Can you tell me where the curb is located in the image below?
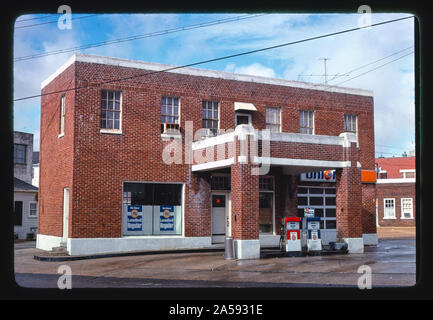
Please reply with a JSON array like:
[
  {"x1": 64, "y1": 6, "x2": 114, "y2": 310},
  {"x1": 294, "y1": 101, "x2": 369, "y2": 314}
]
[{"x1": 33, "y1": 247, "x2": 225, "y2": 262}]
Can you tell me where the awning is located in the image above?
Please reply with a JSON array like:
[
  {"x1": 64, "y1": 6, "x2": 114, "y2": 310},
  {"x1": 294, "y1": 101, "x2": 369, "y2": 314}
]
[{"x1": 234, "y1": 102, "x2": 257, "y2": 112}]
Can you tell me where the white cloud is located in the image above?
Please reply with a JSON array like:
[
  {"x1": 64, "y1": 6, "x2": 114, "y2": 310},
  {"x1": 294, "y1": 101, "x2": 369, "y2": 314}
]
[{"x1": 224, "y1": 62, "x2": 276, "y2": 78}]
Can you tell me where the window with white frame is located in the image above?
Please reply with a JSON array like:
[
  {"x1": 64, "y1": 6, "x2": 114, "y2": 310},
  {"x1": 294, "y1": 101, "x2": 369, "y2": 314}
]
[
  {"x1": 300, "y1": 110, "x2": 314, "y2": 134},
  {"x1": 29, "y1": 202, "x2": 38, "y2": 217},
  {"x1": 401, "y1": 198, "x2": 413, "y2": 219},
  {"x1": 161, "y1": 96, "x2": 180, "y2": 133},
  {"x1": 266, "y1": 107, "x2": 281, "y2": 132},
  {"x1": 202, "y1": 100, "x2": 219, "y2": 135},
  {"x1": 384, "y1": 198, "x2": 396, "y2": 219},
  {"x1": 344, "y1": 114, "x2": 357, "y2": 134},
  {"x1": 59, "y1": 94, "x2": 65, "y2": 136},
  {"x1": 101, "y1": 90, "x2": 121, "y2": 130}
]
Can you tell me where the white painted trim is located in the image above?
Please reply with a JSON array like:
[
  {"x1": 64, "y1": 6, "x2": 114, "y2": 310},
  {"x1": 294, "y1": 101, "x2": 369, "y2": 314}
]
[
  {"x1": 28, "y1": 201, "x2": 38, "y2": 218},
  {"x1": 41, "y1": 53, "x2": 374, "y2": 96},
  {"x1": 377, "y1": 178, "x2": 416, "y2": 184},
  {"x1": 65, "y1": 236, "x2": 212, "y2": 256},
  {"x1": 234, "y1": 239, "x2": 260, "y2": 259},
  {"x1": 41, "y1": 54, "x2": 76, "y2": 89},
  {"x1": 192, "y1": 158, "x2": 235, "y2": 172},
  {"x1": 400, "y1": 169, "x2": 415, "y2": 173},
  {"x1": 100, "y1": 129, "x2": 123, "y2": 135},
  {"x1": 343, "y1": 237, "x2": 364, "y2": 253},
  {"x1": 36, "y1": 234, "x2": 62, "y2": 251},
  {"x1": 234, "y1": 102, "x2": 257, "y2": 111},
  {"x1": 257, "y1": 157, "x2": 351, "y2": 168}
]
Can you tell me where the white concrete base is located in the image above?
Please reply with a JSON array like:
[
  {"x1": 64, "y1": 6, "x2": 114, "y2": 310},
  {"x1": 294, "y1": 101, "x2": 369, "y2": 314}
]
[
  {"x1": 343, "y1": 237, "x2": 364, "y2": 253},
  {"x1": 36, "y1": 234, "x2": 62, "y2": 251},
  {"x1": 234, "y1": 239, "x2": 260, "y2": 259},
  {"x1": 37, "y1": 234, "x2": 212, "y2": 256},
  {"x1": 259, "y1": 234, "x2": 280, "y2": 247},
  {"x1": 362, "y1": 233, "x2": 378, "y2": 246}
]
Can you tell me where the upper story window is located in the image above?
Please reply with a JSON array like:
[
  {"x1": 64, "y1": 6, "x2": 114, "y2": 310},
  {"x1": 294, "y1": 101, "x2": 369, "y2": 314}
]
[
  {"x1": 14, "y1": 144, "x2": 26, "y2": 164},
  {"x1": 161, "y1": 96, "x2": 180, "y2": 133},
  {"x1": 266, "y1": 107, "x2": 281, "y2": 132},
  {"x1": 202, "y1": 100, "x2": 219, "y2": 136},
  {"x1": 300, "y1": 110, "x2": 314, "y2": 134},
  {"x1": 59, "y1": 94, "x2": 65, "y2": 136},
  {"x1": 379, "y1": 171, "x2": 387, "y2": 179},
  {"x1": 344, "y1": 114, "x2": 357, "y2": 134},
  {"x1": 101, "y1": 90, "x2": 122, "y2": 131}
]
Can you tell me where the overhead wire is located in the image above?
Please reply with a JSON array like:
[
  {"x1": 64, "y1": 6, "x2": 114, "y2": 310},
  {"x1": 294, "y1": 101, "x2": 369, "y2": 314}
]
[
  {"x1": 13, "y1": 15, "x2": 414, "y2": 102},
  {"x1": 14, "y1": 14, "x2": 266, "y2": 62}
]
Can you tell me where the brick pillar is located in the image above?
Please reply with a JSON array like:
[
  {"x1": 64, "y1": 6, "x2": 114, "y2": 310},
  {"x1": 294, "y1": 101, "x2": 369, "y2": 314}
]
[
  {"x1": 336, "y1": 139, "x2": 364, "y2": 253},
  {"x1": 230, "y1": 132, "x2": 260, "y2": 259},
  {"x1": 185, "y1": 172, "x2": 211, "y2": 238}
]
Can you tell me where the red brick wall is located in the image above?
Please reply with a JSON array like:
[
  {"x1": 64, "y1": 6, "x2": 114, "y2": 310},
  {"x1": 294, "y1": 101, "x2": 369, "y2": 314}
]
[
  {"x1": 39, "y1": 59, "x2": 375, "y2": 239},
  {"x1": 377, "y1": 183, "x2": 415, "y2": 226},
  {"x1": 39, "y1": 63, "x2": 76, "y2": 237}
]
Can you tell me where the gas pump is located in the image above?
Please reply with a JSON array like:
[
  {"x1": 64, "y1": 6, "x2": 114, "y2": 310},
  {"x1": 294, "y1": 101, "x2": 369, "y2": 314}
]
[
  {"x1": 279, "y1": 217, "x2": 302, "y2": 256},
  {"x1": 306, "y1": 217, "x2": 322, "y2": 255}
]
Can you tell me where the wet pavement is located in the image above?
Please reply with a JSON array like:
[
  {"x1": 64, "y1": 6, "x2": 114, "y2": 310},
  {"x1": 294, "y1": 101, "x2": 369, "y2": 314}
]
[{"x1": 14, "y1": 239, "x2": 416, "y2": 288}]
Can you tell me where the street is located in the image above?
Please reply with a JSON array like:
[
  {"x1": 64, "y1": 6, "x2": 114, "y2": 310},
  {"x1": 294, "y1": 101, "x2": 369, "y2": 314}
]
[{"x1": 14, "y1": 237, "x2": 416, "y2": 288}]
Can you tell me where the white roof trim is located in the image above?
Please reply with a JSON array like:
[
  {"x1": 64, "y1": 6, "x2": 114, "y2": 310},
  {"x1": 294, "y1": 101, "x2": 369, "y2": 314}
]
[
  {"x1": 41, "y1": 53, "x2": 374, "y2": 97},
  {"x1": 235, "y1": 102, "x2": 257, "y2": 111},
  {"x1": 377, "y1": 178, "x2": 416, "y2": 184}
]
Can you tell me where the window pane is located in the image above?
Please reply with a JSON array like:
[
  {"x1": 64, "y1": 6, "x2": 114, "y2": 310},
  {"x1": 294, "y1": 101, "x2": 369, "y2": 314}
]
[
  {"x1": 298, "y1": 197, "x2": 308, "y2": 205},
  {"x1": 114, "y1": 119, "x2": 120, "y2": 129},
  {"x1": 326, "y1": 220, "x2": 336, "y2": 229},
  {"x1": 310, "y1": 197, "x2": 323, "y2": 205},
  {"x1": 309, "y1": 188, "x2": 323, "y2": 194},
  {"x1": 154, "y1": 184, "x2": 182, "y2": 206},
  {"x1": 108, "y1": 91, "x2": 114, "y2": 100},
  {"x1": 326, "y1": 208, "x2": 336, "y2": 217},
  {"x1": 325, "y1": 197, "x2": 336, "y2": 205}
]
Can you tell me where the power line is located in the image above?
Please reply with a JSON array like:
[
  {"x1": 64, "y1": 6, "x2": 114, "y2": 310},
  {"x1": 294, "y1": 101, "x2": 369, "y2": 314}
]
[
  {"x1": 15, "y1": 14, "x2": 98, "y2": 29},
  {"x1": 333, "y1": 51, "x2": 414, "y2": 86},
  {"x1": 327, "y1": 46, "x2": 414, "y2": 82},
  {"x1": 14, "y1": 15, "x2": 414, "y2": 102},
  {"x1": 14, "y1": 14, "x2": 265, "y2": 62}
]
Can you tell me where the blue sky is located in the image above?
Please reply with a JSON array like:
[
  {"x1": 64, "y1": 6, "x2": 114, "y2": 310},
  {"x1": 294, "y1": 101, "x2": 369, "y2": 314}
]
[{"x1": 13, "y1": 12, "x2": 415, "y2": 157}]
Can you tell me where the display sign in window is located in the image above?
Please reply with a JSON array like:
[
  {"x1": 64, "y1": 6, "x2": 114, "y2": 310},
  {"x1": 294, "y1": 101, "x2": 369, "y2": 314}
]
[{"x1": 122, "y1": 183, "x2": 182, "y2": 236}]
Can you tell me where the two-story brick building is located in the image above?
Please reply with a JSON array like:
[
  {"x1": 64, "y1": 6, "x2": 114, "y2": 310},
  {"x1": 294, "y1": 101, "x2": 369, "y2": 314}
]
[
  {"x1": 36, "y1": 54, "x2": 377, "y2": 258},
  {"x1": 376, "y1": 156, "x2": 416, "y2": 227}
]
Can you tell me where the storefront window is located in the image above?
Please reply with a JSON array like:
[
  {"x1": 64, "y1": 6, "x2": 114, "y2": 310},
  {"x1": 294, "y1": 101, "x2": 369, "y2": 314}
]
[{"x1": 122, "y1": 182, "x2": 182, "y2": 236}]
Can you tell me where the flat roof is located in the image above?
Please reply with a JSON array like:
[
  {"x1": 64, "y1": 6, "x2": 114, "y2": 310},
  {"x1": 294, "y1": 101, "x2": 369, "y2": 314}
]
[{"x1": 41, "y1": 53, "x2": 374, "y2": 97}]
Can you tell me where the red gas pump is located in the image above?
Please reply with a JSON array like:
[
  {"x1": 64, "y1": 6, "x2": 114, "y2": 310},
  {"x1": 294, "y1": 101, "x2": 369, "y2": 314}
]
[{"x1": 279, "y1": 217, "x2": 302, "y2": 256}]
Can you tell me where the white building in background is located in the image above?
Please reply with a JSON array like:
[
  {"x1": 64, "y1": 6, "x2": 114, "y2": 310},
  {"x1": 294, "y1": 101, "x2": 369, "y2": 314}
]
[
  {"x1": 14, "y1": 131, "x2": 38, "y2": 240},
  {"x1": 32, "y1": 151, "x2": 39, "y2": 187}
]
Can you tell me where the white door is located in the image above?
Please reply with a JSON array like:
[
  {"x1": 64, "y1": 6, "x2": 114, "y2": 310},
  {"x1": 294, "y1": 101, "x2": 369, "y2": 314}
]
[
  {"x1": 211, "y1": 194, "x2": 226, "y2": 243},
  {"x1": 62, "y1": 187, "x2": 70, "y2": 245}
]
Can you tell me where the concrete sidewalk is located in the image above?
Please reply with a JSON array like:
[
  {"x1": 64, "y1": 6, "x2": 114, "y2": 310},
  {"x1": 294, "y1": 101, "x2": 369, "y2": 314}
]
[{"x1": 14, "y1": 239, "x2": 416, "y2": 288}]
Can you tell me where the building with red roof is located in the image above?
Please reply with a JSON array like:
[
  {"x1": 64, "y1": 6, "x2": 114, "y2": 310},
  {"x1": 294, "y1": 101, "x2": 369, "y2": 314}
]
[{"x1": 375, "y1": 156, "x2": 415, "y2": 227}]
